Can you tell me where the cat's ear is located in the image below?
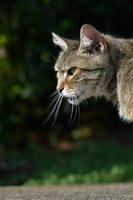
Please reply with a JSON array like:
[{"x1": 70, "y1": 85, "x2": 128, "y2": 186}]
[
  {"x1": 79, "y1": 24, "x2": 107, "y2": 54},
  {"x1": 52, "y1": 32, "x2": 79, "y2": 51},
  {"x1": 52, "y1": 32, "x2": 68, "y2": 51}
]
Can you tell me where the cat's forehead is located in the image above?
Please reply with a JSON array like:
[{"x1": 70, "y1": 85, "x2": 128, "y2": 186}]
[
  {"x1": 55, "y1": 49, "x2": 78, "y2": 70},
  {"x1": 54, "y1": 47, "x2": 107, "y2": 71}
]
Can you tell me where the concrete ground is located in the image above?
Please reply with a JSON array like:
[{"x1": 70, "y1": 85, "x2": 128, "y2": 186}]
[{"x1": 0, "y1": 184, "x2": 133, "y2": 200}]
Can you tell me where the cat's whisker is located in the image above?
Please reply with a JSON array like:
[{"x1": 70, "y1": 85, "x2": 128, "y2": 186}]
[
  {"x1": 81, "y1": 96, "x2": 88, "y2": 108},
  {"x1": 50, "y1": 91, "x2": 58, "y2": 97},
  {"x1": 51, "y1": 92, "x2": 60, "y2": 102},
  {"x1": 81, "y1": 95, "x2": 88, "y2": 107},
  {"x1": 48, "y1": 93, "x2": 60, "y2": 110},
  {"x1": 69, "y1": 97, "x2": 74, "y2": 123},
  {"x1": 43, "y1": 92, "x2": 60, "y2": 121},
  {"x1": 77, "y1": 98, "x2": 80, "y2": 123},
  {"x1": 52, "y1": 95, "x2": 63, "y2": 126},
  {"x1": 77, "y1": 90, "x2": 88, "y2": 107},
  {"x1": 43, "y1": 94, "x2": 61, "y2": 125},
  {"x1": 75, "y1": 100, "x2": 78, "y2": 124},
  {"x1": 51, "y1": 94, "x2": 62, "y2": 115},
  {"x1": 69, "y1": 97, "x2": 75, "y2": 125},
  {"x1": 72, "y1": 98, "x2": 77, "y2": 124}
]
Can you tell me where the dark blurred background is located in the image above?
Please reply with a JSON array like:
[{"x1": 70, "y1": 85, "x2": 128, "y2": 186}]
[{"x1": 0, "y1": 0, "x2": 133, "y2": 185}]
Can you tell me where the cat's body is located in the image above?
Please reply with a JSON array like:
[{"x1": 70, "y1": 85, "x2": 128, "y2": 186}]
[{"x1": 52, "y1": 24, "x2": 133, "y2": 121}]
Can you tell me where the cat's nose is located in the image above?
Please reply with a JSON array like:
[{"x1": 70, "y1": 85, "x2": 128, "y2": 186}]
[
  {"x1": 56, "y1": 82, "x2": 64, "y2": 93},
  {"x1": 57, "y1": 87, "x2": 63, "y2": 93}
]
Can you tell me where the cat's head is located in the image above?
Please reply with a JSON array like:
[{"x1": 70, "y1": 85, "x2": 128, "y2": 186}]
[{"x1": 52, "y1": 24, "x2": 110, "y2": 105}]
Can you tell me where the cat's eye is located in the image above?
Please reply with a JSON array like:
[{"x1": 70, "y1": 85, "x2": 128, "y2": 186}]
[{"x1": 67, "y1": 67, "x2": 77, "y2": 76}]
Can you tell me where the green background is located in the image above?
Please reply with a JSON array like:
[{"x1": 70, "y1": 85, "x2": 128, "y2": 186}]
[{"x1": 0, "y1": 0, "x2": 133, "y2": 185}]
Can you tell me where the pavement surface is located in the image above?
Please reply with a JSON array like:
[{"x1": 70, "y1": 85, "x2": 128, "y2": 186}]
[{"x1": 0, "y1": 184, "x2": 133, "y2": 200}]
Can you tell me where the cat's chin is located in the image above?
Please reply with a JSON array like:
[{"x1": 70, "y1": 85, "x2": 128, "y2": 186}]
[
  {"x1": 67, "y1": 97, "x2": 82, "y2": 105},
  {"x1": 68, "y1": 99, "x2": 79, "y2": 105}
]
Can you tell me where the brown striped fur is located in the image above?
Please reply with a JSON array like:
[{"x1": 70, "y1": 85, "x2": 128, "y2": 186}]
[{"x1": 52, "y1": 24, "x2": 133, "y2": 121}]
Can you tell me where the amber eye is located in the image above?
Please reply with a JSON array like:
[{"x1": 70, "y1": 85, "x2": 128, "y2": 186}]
[{"x1": 67, "y1": 67, "x2": 77, "y2": 76}]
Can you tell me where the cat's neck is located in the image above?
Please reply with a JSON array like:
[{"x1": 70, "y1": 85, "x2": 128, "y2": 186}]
[
  {"x1": 100, "y1": 35, "x2": 133, "y2": 103},
  {"x1": 105, "y1": 35, "x2": 133, "y2": 59}
]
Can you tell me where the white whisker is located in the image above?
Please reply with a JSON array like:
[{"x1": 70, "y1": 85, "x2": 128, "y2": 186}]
[
  {"x1": 77, "y1": 98, "x2": 80, "y2": 123},
  {"x1": 69, "y1": 97, "x2": 74, "y2": 123},
  {"x1": 43, "y1": 93, "x2": 61, "y2": 125},
  {"x1": 76, "y1": 89, "x2": 88, "y2": 107},
  {"x1": 50, "y1": 91, "x2": 58, "y2": 97},
  {"x1": 48, "y1": 93, "x2": 60, "y2": 109},
  {"x1": 71, "y1": 98, "x2": 77, "y2": 124},
  {"x1": 52, "y1": 95, "x2": 63, "y2": 126}
]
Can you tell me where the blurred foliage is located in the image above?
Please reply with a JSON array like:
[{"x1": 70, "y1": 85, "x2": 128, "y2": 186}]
[
  {"x1": 0, "y1": 0, "x2": 133, "y2": 185},
  {"x1": 0, "y1": 140, "x2": 133, "y2": 185}
]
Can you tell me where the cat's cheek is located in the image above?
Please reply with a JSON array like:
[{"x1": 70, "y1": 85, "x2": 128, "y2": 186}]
[{"x1": 118, "y1": 107, "x2": 133, "y2": 123}]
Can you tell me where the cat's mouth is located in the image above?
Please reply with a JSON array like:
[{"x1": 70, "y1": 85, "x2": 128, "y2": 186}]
[{"x1": 62, "y1": 90, "x2": 85, "y2": 105}]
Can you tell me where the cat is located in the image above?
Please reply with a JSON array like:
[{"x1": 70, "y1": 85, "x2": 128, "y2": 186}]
[{"x1": 52, "y1": 24, "x2": 133, "y2": 122}]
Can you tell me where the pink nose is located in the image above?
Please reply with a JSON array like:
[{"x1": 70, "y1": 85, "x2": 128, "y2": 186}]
[
  {"x1": 56, "y1": 81, "x2": 64, "y2": 93},
  {"x1": 57, "y1": 86, "x2": 63, "y2": 93}
]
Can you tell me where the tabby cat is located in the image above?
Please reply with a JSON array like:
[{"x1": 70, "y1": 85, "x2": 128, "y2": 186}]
[{"x1": 52, "y1": 24, "x2": 133, "y2": 122}]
